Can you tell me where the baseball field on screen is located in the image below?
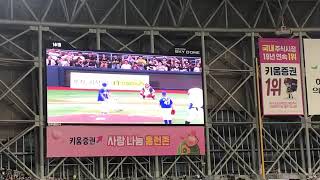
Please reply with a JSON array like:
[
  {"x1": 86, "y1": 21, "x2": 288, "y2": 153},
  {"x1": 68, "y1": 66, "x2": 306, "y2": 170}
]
[{"x1": 47, "y1": 87, "x2": 204, "y2": 124}]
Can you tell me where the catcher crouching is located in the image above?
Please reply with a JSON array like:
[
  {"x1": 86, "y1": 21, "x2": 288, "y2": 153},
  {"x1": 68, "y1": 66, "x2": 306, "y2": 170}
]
[{"x1": 140, "y1": 83, "x2": 156, "y2": 100}]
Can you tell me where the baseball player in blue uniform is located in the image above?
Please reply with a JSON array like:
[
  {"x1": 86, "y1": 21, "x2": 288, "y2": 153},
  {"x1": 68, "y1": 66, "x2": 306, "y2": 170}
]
[
  {"x1": 159, "y1": 91, "x2": 174, "y2": 124},
  {"x1": 97, "y1": 83, "x2": 110, "y2": 114}
]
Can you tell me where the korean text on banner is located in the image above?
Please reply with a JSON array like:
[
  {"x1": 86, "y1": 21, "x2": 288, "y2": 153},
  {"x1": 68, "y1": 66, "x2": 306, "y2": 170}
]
[
  {"x1": 70, "y1": 72, "x2": 149, "y2": 90},
  {"x1": 47, "y1": 126, "x2": 205, "y2": 157},
  {"x1": 258, "y1": 38, "x2": 303, "y2": 115},
  {"x1": 303, "y1": 39, "x2": 320, "y2": 115}
]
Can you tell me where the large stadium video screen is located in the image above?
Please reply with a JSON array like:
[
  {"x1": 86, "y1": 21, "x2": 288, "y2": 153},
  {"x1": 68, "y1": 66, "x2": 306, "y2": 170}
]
[{"x1": 46, "y1": 49, "x2": 205, "y2": 125}]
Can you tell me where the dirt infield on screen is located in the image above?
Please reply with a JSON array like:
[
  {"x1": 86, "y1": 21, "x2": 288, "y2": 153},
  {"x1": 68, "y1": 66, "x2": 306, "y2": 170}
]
[{"x1": 47, "y1": 87, "x2": 204, "y2": 124}]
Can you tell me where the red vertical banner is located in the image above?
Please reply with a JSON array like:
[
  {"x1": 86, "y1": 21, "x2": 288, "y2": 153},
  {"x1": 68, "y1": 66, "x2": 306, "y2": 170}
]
[{"x1": 258, "y1": 38, "x2": 303, "y2": 115}]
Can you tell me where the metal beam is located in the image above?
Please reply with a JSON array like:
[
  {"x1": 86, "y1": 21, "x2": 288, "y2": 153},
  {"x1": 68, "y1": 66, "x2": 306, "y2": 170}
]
[
  {"x1": 38, "y1": 25, "x2": 45, "y2": 179},
  {"x1": 22, "y1": 0, "x2": 39, "y2": 21},
  {"x1": 99, "y1": 0, "x2": 121, "y2": 24},
  {"x1": 46, "y1": 158, "x2": 68, "y2": 177},
  {"x1": 70, "y1": 30, "x2": 90, "y2": 45},
  {"x1": 70, "y1": 0, "x2": 87, "y2": 23},
  {"x1": 0, "y1": 19, "x2": 278, "y2": 32},
  {"x1": 0, "y1": 66, "x2": 36, "y2": 102},
  {"x1": 158, "y1": 33, "x2": 175, "y2": 46},
  {"x1": 251, "y1": 32, "x2": 265, "y2": 179},
  {"x1": 210, "y1": 128, "x2": 252, "y2": 175},
  {"x1": 204, "y1": 0, "x2": 225, "y2": 28},
  {"x1": 225, "y1": 0, "x2": 228, "y2": 28},
  {"x1": 265, "y1": 0, "x2": 276, "y2": 27},
  {"x1": 201, "y1": 31, "x2": 212, "y2": 177},
  {"x1": 206, "y1": 81, "x2": 248, "y2": 121},
  {"x1": 0, "y1": 125, "x2": 36, "y2": 154},
  {"x1": 310, "y1": 128, "x2": 320, "y2": 174},
  {"x1": 263, "y1": 133, "x2": 304, "y2": 174},
  {"x1": 166, "y1": 0, "x2": 177, "y2": 26},
  {"x1": 41, "y1": 0, "x2": 53, "y2": 22},
  {"x1": 276, "y1": 0, "x2": 291, "y2": 27},
  {"x1": 118, "y1": 32, "x2": 144, "y2": 51},
  {"x1": 177, "y1": 0, "x2": 192, "y2": 26},
  {"x1": 162, "y1": 156, "x2": 181, "y2": 177},
  {"x1": 226, "y1": 0, "x2": 251, "y2": 28},
  {"x1": 299, "y1": 32, "x2": 313, "y2": 177},
  {"x1": 128, "y1": 0, "x2": 151, "y2": 26},
  {"x1": 1, "y1": 149, "x2": 39, "y2": 179},
  {"x1": 59, "y1": 0, "x2": 70, "y2": 22},
  {"x1": 85, "y1": 2, "x2": 97, "y2": 24},
  {"x1": 286, "y1": 4, "x2": 299, "y2": 28},
  {"x1": 189, "y1": 2, "x2": 201, "y2": 28},
  {"x1": 212, "y1": 127, "x2": 257, "y2": 175},
  {"x1": 102, "y1": 31, "x2": 133, "y2": 52},
  {"x1": 184, "y1": 156, "x2": 206, "y2": 177},
  {"x1": 253, "y1": 1, "x2": 266, "y2": 28},
  {"x1": 0, "y1": 79, "x2": 36, "y2": 117},
  {"x1": 208, "y1": 75, "x2": 251, "y2": 118},
  {"x1": 2, "y1": 0, "x2": 320, "y2": 178},
  {"x1": 276, "y1": 0, "x2": 299, "y2": 28},
  {"x1": 131, "y1": 157, "x2": 153, "y2": 178},
  {"x1": 152, "y1": 0, "x2": 165, "y2": 26},
  {"x1": 74, "y1": 158, "x2": 98, "y2": 180},
  {"x1": 207, "y1": 44, "x2": 242, "y2": 70},
  {"x1": 264, "y1": 127, "x2": 307, "y2": 175},
  {"x1": 71, "y1": 0, "x2": 79, "y2": 18},
  {"x1": 124, "y1": 0, "x2": 127, "y2": 25},
  {"x1": 0, "y1": 46, "x2": 23, "y2": 59},
  {"x1": 101, "y1": 38, "x2": 117, "y2": 51},
  {"x1": 208, "y1": 74, "x2": 255, "y2": 120},
  {"x1": 0, "y1": 29, "x2": 35, "y2": 58},
  {"x1": 10, "y1": 0, "x2": 13, "y2": 20},
  {"x1": 107, "y1": 157, "x2": 127, "y2": 178},
  {"x1": 207, "y1": 34, "x2": 251, "y2": 68},
  {"x1": 301, "y1": 0, "x2": 320, "y2": 27}
]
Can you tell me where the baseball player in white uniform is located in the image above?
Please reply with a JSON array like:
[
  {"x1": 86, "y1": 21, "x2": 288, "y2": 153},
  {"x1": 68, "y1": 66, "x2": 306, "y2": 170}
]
[{"x1": 185, "y1": 87, "x2": 204, "y2": 124}]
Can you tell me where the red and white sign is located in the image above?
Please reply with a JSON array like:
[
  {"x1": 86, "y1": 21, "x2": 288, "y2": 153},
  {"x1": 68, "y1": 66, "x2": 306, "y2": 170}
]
[
  {"x1": 258, "y1": 38, "x2": 303, "y2": 115},
  {"x1": 47, "y1": 126, "x2": 205, "y2": 157}
]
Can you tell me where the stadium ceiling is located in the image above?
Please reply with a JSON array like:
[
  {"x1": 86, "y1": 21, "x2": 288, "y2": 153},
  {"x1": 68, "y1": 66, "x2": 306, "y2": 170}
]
[
  {"x1": 1, "y1": 0, "x2": 320, "y2": 180},
  {"x1": 0, "y1": 0, "x2": 319, "y2": 32}
]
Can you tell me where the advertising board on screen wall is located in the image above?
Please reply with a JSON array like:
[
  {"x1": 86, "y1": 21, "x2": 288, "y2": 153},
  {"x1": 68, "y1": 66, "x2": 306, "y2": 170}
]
[
  {"x1": 258, "y1": 38, "x2": 303, "y2": 115},
  {"x1": 45, "y1": 48, "x2": 205, "y2": 157},
  {"x1": 47, "y1": 126, "x2": 205, "y2": 157}
]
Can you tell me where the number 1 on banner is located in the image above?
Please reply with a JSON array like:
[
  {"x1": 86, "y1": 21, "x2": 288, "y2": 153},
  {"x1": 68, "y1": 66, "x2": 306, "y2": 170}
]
[{"x1": 266, "y1": 78, "x2": 281, "y2": 96}]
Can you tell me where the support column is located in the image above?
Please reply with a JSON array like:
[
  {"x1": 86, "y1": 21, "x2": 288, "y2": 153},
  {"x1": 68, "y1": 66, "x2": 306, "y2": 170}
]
[
  {"x1": 299, "y1": 32, "x2": 312, "y2": 177},
  {"x1": 299, "y1": 133, "x2": 306, "y2": 171},
  {"x1": 96, "y1": 28, "x2": 104, "y2": 180},
  {"x1": 38, "y1": 25, "x2": 45, "y2": 179},
  {"x1": 201, "y1": 31, "x2": 212, "y2": 177},
  {"x1": 32, "y1": 34, "x2": 40, "y2": 176},
  {"x1": 150, "y1": 30, "x2": 155, "y2": 53},
  {"x1": 251, "y1": 32, "x2": 264, "y2": 180},
  {"x1": 150, "y1": 30, "x2": 160, "y2": 179},
  {"x1": 243, "y1": 44, "x2": 258, "y2": 173}
]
